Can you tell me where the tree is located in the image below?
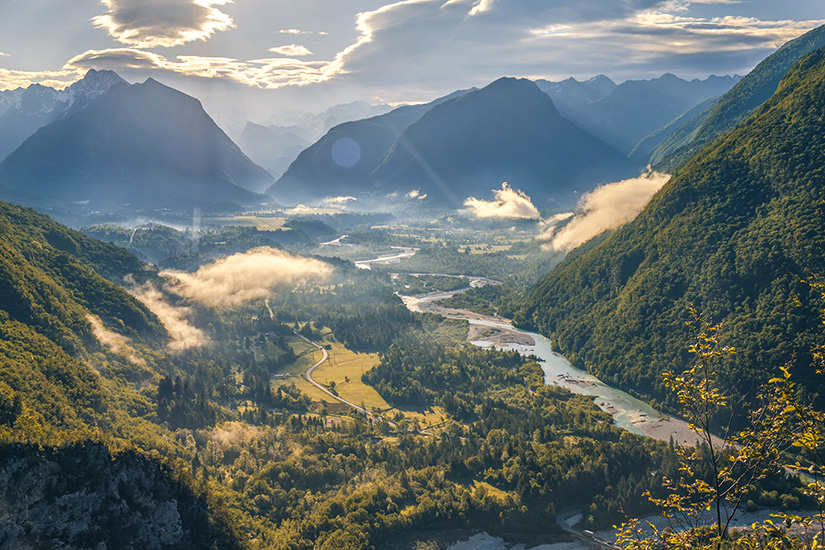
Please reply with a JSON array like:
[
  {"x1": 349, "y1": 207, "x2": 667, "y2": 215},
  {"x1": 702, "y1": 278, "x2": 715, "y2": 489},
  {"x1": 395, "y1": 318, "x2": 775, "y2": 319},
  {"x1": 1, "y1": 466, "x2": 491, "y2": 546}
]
[{"x1": 618, "y1": 308, "x2": 797, "y2": 550}]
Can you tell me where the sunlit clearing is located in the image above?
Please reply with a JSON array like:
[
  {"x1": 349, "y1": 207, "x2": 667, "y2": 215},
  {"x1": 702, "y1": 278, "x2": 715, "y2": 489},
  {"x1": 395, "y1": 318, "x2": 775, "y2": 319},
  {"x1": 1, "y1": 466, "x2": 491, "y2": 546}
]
[{"x1": 538, "y1": 171, "x2": 670, "y2": 251}]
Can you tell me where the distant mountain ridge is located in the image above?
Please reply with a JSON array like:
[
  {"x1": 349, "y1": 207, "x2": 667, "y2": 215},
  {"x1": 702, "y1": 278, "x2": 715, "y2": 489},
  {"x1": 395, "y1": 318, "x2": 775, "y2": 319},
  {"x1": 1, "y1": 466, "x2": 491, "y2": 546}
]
[
  {"x1": 0, "y1": 76, "x2": 272, "y2": 212},
  {"x1": 650, "y1": 24, "x2": 825, "y2": 169},
  {"x1": 539, "y1": 73, "x2": 740, "y2": 155},
  {"x1": 273, "y1": 78, "x2": 634, "y2": 208}
]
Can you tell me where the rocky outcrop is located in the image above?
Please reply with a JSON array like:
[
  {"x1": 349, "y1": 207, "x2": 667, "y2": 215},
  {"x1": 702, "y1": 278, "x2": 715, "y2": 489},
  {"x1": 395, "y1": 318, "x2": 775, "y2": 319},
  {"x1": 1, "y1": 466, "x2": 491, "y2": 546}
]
[{"x1": 0, "y1": 441, "x2": 240, "y2": 549}]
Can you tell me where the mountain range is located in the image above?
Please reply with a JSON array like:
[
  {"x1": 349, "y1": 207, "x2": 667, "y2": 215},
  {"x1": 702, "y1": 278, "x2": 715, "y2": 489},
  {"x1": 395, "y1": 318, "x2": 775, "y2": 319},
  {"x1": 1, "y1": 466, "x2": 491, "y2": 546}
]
[
  {"x1": 0, "y1": 69, "x2": 127, "y2": 163},
  {"x1": 537, "y1": 73, "x2": 740, "y2": 156},
  {"x1": 273, "y1": 78, "x2": 636, "y2": 209},
  {"x1": 649, "y1": 24, "x2": 825, "y2": 170}
]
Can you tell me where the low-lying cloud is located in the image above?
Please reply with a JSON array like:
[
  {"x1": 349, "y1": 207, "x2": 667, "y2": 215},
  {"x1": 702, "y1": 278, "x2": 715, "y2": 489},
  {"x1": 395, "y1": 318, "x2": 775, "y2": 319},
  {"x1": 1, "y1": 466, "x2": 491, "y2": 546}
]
[
  {"x1": 538, "y1": 171, "x2": 670, "y2": 251},
  {"x1": 87, "y1": 314, "x2": 129, "y2": 352},
  {"x1": 162, "y1": 247, "x2": 332, "y2": 307},
  {"x1": 93, "y1": 0, "x2": 234, "y2": 48},
  {"x1": 129, "y1": 247, "x2": 331, "y2": 350},
  {"x1": 131, "y1": 283, "x2": 209, "y2": 351},
  {"x1": 464, "y1": 183, "x2": 540, "y2": 220}
]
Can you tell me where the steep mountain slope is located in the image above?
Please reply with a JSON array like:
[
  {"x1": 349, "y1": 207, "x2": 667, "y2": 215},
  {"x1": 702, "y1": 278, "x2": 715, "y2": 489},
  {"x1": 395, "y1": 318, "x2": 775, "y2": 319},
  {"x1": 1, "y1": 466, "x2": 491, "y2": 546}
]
[
  {"x1": 516, "y1": 47, "x2": 825, "y2": 407},
  {"x1": 370, "y1": 77, "x2": 634, "y2": 208},
  {"x1": 0, "y1": 70, "x2": 126, "y2": 162},
  {"x1": 0, "y1": 78, "x2": 271, "y2": 211},
  {"x1": 270, "y1": 89, "x2": 469, "y2": 203},
  {"x1": 652, "y1": 24, "x2": 825, "y2": 170},
  {"x1": 0, "y1": 201, "x2": 163, "y2": 355},
  {"x1": 629, "y1": 95, "x2": 720, "y2": 163}
]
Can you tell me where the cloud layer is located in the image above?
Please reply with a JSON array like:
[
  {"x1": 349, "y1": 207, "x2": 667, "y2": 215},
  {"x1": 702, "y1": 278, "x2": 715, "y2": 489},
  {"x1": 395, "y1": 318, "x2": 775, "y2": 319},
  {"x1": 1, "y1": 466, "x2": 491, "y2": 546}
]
[
  {"x1": 162, "y1": 247, "x2": 332, "y2": 307},
  {"x1": 539, "y1": 171, "x2": 670, "y2": 251},
  {"x1": 464, "y1": 183, "x2": 540, "y2": 219},
  {"x1": 93, "y1": 0, "x2": 234, "y2": 48}
]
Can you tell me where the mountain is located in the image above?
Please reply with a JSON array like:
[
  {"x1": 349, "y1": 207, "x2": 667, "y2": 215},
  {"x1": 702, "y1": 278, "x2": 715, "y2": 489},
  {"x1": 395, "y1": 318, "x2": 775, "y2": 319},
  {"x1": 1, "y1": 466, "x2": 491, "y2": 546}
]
[
  {"x1": 0, "y1": 201, "x2": 163, "y2": 355},
  {"x1": 369, "y1": 77, "x2": 635, "y2": 208},
  {"x1": 239, "y1": 102, "x2": 394, "y2": 179},
  {"x1": 651, "y1": 24, "x2": 825, "y2": 170},
  {"x1": 238, "y1": 121, "x2": 311, "y2": 179},
  {"x1": 516, "y1": 46, "x2": 825, "y2": 408},
  {"x1": 0, "y1": 77, "x2": 272, "y2": 211},
  {"x1": 270, "y1": 100, "x2": 394, "y2": 137},
  {"x1": 0, "y1": 203, "x2": 239, "y2": 545},
  {"x1": 545, "y1": 73, "x2": 740, "y2": 155},
  {"x1": 534, "y1": 75, "x2": 617, "y2": 114},
  {"x1": 269, "y1": 89, "x2": 470, "y2": 203},
  {"x1": 0, "y1": 70, "x2": 126, "y2": 162}
]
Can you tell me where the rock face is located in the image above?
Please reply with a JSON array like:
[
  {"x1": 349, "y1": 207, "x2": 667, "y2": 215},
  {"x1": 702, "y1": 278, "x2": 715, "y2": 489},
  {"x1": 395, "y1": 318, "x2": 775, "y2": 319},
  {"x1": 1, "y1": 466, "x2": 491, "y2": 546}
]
[
  {"x1": 0, "y1": 77, "x2": 271, "y2": 212},
  {"x1": 0, "y1": 442, "x2": 241, "y2": 549}
]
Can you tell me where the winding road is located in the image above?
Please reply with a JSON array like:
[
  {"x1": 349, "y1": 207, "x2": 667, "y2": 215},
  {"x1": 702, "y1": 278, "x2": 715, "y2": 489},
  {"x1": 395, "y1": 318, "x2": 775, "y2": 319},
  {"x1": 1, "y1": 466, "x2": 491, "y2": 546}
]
[
  {"x1": 291, "y1": 330, "x2": 399, "y2": 428},
  {"x1": 293, "y1": 331, "x2": 371, "y2": 417}
]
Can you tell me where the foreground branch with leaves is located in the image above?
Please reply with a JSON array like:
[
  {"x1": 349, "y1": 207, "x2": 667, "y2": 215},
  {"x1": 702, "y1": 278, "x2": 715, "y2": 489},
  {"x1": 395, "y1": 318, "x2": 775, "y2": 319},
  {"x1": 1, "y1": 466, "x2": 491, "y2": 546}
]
[{"x1": 618, "y1": 293, "x2": 825, "y2": 550}]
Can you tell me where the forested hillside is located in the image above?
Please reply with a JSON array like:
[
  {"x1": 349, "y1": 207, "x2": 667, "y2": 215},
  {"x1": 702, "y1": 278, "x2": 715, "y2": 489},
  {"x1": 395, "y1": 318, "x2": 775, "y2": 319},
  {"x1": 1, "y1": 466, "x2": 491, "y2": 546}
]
[{"x1": 517, "y1": 47, "x2": 825, "y2": 409}]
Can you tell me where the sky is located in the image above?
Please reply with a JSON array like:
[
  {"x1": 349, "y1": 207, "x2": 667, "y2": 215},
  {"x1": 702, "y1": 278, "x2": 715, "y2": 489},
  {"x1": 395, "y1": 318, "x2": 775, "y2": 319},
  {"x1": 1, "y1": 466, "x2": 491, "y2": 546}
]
[{"x1": 0, "y1": 0, "x2": 823, "y2": 128}]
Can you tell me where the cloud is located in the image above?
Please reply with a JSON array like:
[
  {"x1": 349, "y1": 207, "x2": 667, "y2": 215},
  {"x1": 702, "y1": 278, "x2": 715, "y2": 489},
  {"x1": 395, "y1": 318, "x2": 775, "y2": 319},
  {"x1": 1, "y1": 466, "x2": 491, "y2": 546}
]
[
  {"x1": 162, "y1": 247, "x2": 332, "y2": 307},
  {"x1": 87, "y1": 314, "x2": 129, "y2": 352},
  {"x1": 2, "y1": 0, "x2": 822, "y2": 96},
  {"x1": 66, "y1": 48, "x2": 332, "y2": 88},
  {"x1": 0, "y1": 67, "x2": 86, "y2": 91},
  {"x1": 130, "y1": 282, "x2": 210, "y2": 351},
  {"x1": 325, "y1": 195, "x2": 357, "y2": 205},
  {"x1": 406, "y1": 189, "x2": 427, "y2": 200},
  {"x1": 279, "y1": 28, "x2": 328, "y2": 36},
  {"x1": 269, "y1": 44, "x2": 313, "y2": 57},
  {"x1": 320, "y1": 0, "x2": 825, "y2": 96},
  {"x1": 0, "y1": 52, "x2": 8, "y2": 58},
  {"x1": 464, "y1": 183, "x2": 540, "y2": 220},
  {"x1": 92, "y1": 0, "x2": 234, "y2": 48},
  {"x1": 538, "y1": 171, "x2": 670, "y2": 251}
]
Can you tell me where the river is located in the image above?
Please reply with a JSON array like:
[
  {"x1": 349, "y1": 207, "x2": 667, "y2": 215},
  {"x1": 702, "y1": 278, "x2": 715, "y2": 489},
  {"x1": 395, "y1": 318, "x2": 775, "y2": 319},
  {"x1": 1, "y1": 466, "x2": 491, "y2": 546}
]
[{"x1": 399, "y1": 284, "x2": 705, "y2": 446}]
